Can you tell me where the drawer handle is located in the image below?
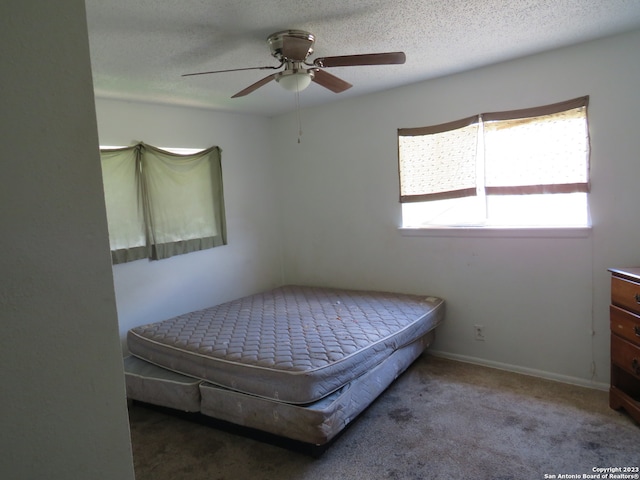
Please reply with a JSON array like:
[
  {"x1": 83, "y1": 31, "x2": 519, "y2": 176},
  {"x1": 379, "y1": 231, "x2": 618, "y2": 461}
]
[
  {"x1": 634, "y1": 358, "x2": 640, "y2": 376},
  {"x1": 635, "y1": 325, "x2": 640, "y2": 337},
  {"x1": 635, "y1": 293, "x2": 640, "y2": 304}
]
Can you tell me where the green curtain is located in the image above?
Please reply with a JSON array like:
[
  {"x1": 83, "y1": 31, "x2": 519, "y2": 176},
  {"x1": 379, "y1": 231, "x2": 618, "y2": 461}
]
[
  {"x1": 100, "y1": 146, "x2": 147, "y2": 263},
  {"x1": 100, "y1": 143, "x2": 226, "y2": 264}
]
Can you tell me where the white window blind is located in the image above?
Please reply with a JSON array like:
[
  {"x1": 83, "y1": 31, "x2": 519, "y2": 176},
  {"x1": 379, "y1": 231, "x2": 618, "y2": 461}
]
[
  {"x1": 483, "y1": 101, "x2": 590, "y2": 195},
  {"x1": 398, "y1": 116, "x2": 479, "y2": 202}
]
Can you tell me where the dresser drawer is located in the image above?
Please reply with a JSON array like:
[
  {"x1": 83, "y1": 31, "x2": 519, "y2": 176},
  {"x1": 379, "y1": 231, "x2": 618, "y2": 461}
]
[
  {"x1": 610, "y1": 305, "x2": 640, "y2": 347},
  {"x1": 611, "y1": 276, "x2": 640, "y2": 315},
  {"x1": 611, "y1": 334, "x2": 640, "y2": 380}
]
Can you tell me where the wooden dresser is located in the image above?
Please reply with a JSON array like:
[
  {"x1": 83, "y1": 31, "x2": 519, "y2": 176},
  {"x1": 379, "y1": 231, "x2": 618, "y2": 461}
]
[{"x1": 609, "y1": 267, "x2": 640, "y2": 423}]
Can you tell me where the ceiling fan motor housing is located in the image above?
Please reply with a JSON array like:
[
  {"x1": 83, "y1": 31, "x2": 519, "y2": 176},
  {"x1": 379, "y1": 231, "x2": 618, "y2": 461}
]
[{"x1": 267, "y1": 30, "x2": 315, "y2": 61}]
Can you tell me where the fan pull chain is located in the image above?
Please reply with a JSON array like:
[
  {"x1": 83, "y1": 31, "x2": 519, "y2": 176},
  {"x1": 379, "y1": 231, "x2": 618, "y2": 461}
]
[{"x1": 295, "y1": 87, "x2": 303, "y2": 143}]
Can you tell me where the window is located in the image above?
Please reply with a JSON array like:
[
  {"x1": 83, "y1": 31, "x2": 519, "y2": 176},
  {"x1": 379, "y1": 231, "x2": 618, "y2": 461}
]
[
  {"x1": 398, "y1": 97, "x2": 590, "y2": 229},
  {"x1": 100, "y1": 142, "x2": 226, "y2": 264}
]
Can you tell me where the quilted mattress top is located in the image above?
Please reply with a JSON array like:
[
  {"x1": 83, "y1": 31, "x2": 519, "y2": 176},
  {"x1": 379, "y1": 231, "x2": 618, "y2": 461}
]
[{"x1": 127, "y1": 285, "x2": 444, "y2": 404}]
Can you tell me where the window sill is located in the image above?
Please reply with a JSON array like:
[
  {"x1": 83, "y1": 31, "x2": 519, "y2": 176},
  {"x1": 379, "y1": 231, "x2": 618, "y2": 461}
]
[{"x1": 398, "y1": 225, "x2": 592, "y2": 238}]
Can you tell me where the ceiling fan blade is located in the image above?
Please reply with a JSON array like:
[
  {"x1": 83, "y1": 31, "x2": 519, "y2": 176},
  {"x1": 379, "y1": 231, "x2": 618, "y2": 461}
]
[
  {"x1": 231, "y1": 73, "x2": 278, "y2": 98},
  {"x1": 281, "y1": 36, "x2": 313, "y2": 61},
  {"x1": 312, "y1": 69, "x2": 352, "y2": 93},
  {"x1": 313, "y1": 52, "x2": 406, "y2": 68},
  {"x1": 182, "y1": 64, "x2": 281, "y2": 77}
]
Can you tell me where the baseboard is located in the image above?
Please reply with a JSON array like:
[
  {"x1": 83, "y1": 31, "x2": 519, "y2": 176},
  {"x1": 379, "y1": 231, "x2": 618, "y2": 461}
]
[{"x1": 428, "y1": 350, "x2": 609, "y2": 392}]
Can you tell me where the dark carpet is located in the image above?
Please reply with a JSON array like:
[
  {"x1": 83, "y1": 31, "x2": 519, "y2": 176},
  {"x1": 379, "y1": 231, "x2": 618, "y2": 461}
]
[{"x1": 128, "y1": 355, "x2": 639, "y2": 480}]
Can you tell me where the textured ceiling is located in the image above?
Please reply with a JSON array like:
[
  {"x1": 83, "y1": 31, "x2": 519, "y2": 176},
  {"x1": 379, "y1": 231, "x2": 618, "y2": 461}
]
[{"x1": 85, "y1": 0, "x2": 640, "y2": 117}]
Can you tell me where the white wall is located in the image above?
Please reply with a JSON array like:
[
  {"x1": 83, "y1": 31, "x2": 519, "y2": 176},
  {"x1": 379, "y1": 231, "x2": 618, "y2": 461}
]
[
  {"x1": 94, "y1": 99, "x2": 283, "y2": 349},
  {"x1": 272, "y1": 29, "x2": 640, "y2": 388},
  {"x1": 0, "y1": 1, "x2": 135, "y2": 478}
]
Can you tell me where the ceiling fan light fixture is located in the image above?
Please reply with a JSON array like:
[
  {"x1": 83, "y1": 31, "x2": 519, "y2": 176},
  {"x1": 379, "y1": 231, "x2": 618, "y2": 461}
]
[{"x1": 276, "y1": 69, "x2": 314, "y2": 92}]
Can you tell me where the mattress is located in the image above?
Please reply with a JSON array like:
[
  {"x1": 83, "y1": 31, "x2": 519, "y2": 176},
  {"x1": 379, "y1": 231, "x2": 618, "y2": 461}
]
[{"x1": 128, "y1": 285, "x2": 444, "y2": 404}]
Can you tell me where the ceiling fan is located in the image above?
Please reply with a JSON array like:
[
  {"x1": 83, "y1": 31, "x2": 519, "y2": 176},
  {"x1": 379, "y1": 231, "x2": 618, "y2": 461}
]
[{"x1": 182, "y1": 30, "x2": 406, "y2": 98}]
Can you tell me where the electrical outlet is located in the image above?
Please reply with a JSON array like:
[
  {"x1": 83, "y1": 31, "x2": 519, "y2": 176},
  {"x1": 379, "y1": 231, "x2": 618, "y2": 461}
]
[{"x1": 474, "y1": 325, "x2": 485, "y2": 341}]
